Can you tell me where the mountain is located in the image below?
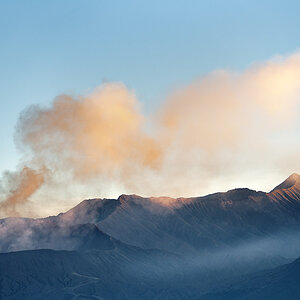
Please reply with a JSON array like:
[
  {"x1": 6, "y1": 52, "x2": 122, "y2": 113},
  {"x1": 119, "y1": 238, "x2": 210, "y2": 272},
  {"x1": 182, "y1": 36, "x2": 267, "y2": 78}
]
[
  {"x1": 97, "y1": 188, "x2": 300, "y2": 256},
  {"x1": 1, "y1": 173, "x2": 300, "y2": 256},
  {"x1": 0, "y1": 173, "x2": 299, "y2": 299}
]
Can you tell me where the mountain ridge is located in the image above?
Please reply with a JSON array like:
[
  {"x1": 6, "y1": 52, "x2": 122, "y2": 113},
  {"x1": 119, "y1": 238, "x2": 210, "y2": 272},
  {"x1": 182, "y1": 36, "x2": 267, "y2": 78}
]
[
  {"x1": 0, "y1": 173, "x2": 300, "y2": 299},
  {"x1": 0, "y1": 173, "x2": 299, "y2": 255}
]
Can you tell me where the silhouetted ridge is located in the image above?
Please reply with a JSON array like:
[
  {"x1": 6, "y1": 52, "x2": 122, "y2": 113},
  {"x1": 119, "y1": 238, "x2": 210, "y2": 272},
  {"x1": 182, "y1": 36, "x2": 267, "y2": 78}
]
[
  {"x1": 117, "y1": 194, "x2": 142, "y2": 202},
  {"x1": 225, "y1": 188, "x2": 261, "y2": 200}
]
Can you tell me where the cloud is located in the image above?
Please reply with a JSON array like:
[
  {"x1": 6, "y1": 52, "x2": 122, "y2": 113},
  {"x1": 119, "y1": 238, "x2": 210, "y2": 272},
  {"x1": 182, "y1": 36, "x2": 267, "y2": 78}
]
[
  {"x1": 0, "y1": 51, "x2": 299, "y2": 216},
  {"x1": 154, "y1": 52, "x2": 300, "y2": 194},
  {"x1": 0, "y1": 166, "x2": 45, "y2": 216},
  {"x1": 17, "y1": 83, "x2": 162, "y2": 180}
]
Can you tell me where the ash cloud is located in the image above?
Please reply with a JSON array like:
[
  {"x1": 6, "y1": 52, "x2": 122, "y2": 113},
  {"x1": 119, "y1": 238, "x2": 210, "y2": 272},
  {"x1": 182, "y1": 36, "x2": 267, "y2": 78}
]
[
  {"x1": 0, "y1": 166, "x2": 45, "y2": 216},
  {"x1": 1, "y1": 52, "x2": 300, "y2": 216}
]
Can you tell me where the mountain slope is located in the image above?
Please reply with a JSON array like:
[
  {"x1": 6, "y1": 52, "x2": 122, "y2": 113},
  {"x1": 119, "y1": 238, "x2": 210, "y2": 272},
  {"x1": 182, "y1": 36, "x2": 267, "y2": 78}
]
[
  {"x1": 0, "y1": 174, "x2": 299, "y2": 257},
  {"x1": 0, "y1": 247, "x2": 190, "y2": 300},
  {"x1": 0, "y1": 174, "x2": 299, "y2": 299},
  {"x1": 271, "y1": 173, "x2": 300, "y2": 192},
  {"x1": 0, "y1": 247, "x2": 290, "y2": 300},
  {"x1": 198, "y1": 256, "x2": 300, "y2": 300},
  {"x1": 97, "y1": 175, "x2": 300, "y2": 256}
]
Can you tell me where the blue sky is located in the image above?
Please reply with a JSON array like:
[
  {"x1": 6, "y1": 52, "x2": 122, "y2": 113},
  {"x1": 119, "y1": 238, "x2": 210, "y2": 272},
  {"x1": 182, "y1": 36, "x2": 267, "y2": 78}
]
[{"x1": 1, "y1": 0, "x2": 300, "y2": 176}]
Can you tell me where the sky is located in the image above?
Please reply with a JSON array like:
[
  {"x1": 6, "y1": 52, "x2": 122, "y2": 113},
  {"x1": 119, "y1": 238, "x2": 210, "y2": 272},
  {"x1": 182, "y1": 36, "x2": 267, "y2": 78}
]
[{"x1": 0, "y1": 0, "x2": 300, "y2": 216}]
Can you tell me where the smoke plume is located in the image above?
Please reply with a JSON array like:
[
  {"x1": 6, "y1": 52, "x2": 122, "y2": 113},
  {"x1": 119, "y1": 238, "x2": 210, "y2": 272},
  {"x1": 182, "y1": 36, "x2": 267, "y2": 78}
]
[
  {"x1": 0, "y1": 166, "x2": 45, "y2": 216},
  {"x1": 1, "y1": 51, "x2": 300, "y2": 216}
]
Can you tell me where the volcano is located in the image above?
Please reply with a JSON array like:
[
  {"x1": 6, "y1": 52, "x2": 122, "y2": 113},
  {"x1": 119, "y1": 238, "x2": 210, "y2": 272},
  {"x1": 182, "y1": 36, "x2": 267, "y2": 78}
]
[{"x1": 0, "y1": 174, "x2": 300, "y2": 299}]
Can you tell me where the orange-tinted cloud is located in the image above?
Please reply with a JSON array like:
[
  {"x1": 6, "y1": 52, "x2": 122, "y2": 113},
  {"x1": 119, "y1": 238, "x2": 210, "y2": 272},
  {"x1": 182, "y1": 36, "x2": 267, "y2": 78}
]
[
  {"x1": 1, "y1": 52, "x2": 300, "y2": 216},
  {"x1": 0, "y1": 166, "x2": 45, "y2": 216}
]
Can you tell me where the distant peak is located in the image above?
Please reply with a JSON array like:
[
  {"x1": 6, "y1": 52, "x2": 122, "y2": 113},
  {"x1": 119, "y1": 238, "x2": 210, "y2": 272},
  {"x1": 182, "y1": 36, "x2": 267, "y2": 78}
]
[
  {"x1": 271, "y1": 173, "x2": 300, "y2": 192},
  {"x1": 289, "y1": 173, "x2": 300, "y2": 181}
]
